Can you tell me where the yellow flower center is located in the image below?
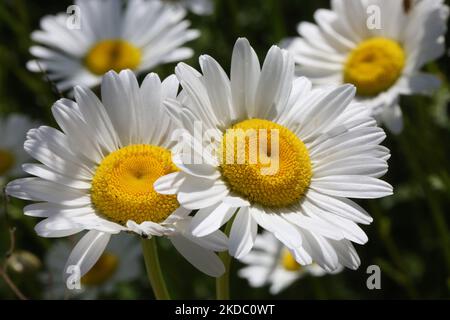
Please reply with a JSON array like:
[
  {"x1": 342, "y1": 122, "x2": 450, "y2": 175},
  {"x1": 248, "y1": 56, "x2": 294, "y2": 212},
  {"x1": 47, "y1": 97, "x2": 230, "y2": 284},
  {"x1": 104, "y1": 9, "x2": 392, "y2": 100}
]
[
  {"x1": 344, "y1": 37, "x2": 405, "y2": 96},
  {"x1": 219, "y1": 119, "x2": 312, "y2": 208},
  {"x1": 0, "y1": 149, "x2": 15, "y2": 176},
  {"x1": 84, "y1": 39, "x2": 141, "y2": 76},
  {"x1": 91, "y1": 145, "x2": 179, "y2": 225},
  {"x1": 81, "y1": 252, "x2": 119, "y2": 286},
  {"x1": 281, "y1": 248, "x2": 302, "y2": 272}
]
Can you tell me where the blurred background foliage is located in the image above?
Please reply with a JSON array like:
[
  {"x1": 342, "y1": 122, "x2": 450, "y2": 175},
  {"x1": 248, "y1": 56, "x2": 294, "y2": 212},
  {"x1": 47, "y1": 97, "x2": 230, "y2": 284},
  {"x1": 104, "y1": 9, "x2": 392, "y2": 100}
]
[{"x1": 0, "y1": 0, "x2": 450, "y2": 299}]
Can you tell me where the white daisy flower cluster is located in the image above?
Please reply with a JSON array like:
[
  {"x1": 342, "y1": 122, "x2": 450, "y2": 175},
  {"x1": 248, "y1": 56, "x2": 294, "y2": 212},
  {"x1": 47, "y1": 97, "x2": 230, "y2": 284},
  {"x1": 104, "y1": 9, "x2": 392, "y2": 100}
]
[{"x1": 3, "y1": 0, "x2": 448, "y2": 298}]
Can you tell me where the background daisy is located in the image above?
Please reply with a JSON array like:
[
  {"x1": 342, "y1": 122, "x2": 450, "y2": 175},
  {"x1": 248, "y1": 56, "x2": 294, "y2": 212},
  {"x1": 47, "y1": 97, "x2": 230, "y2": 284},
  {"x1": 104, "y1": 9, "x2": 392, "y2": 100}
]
[
  {"x1": 27, "y1": 0, "x2": 200, "y2": 92},
  {"x1": 239, "y1": 232, "x2": 343, "y2": 295},
  {"x1": 6, "y1": 70, "x2": 227, "y2": 282},
  {"x1": 0, "y1": 114, "x2": 36, "y2": 184},
  {"x1": 284, "y1": 0, "x2": 449, "y2": 133},
  {"x1": 41, "y1": 233, "x2": 141, "y2": 299},
  {"x1": 155, "y1": 38, "x2": 393, "y2": 272}
]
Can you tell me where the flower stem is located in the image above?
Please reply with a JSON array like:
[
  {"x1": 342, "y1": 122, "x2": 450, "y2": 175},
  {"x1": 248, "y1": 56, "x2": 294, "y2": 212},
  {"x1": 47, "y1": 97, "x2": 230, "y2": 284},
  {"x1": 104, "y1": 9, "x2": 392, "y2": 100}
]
[
  {"x1": 141, "y1": 237, "x2": 171, "y2": 300},
  {"x1": 216, "y1": 218, "x2": 235, "y2": 300}
]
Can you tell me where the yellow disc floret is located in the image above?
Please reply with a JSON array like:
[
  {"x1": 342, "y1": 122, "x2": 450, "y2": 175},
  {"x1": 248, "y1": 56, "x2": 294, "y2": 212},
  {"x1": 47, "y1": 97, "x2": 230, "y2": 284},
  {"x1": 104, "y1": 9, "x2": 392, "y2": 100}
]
[
  {"x1": 84, "y1": 39, "x2": 141, "y2": 75},
  {"x1": 220, "y1": 119, "x2": 312, "y2": 208},
  {"x1": 344, "y1": 37, "x2": 405, "y2": 96},
  {"x1": 281, "y1": 248, "x2": 302, "y2": 272},
  {"x1": 91, "y1": 144, "x2": 179, "y2": 225},
  {"x1": 0, "y1": 149, "x2": 15, "y2": 176},
  {"x1": 81, "y1": 252, "x2": 119, "y2": 286}
]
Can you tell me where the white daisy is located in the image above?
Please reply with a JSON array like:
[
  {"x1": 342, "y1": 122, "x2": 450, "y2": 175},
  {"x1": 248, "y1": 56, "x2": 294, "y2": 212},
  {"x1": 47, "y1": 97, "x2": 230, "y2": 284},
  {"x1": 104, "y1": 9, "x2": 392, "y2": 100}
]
[
  {"x1": 284, "y1": 0, "x2": 449, "y2": 133},
  {"x1": 155, "y1": 38, "x2": 393, "y2": 272},
  {"x1": 0, "y1": 114, "x2": 36, "y2": 184},
  {"x1": 161, "y1": 0, "x2": 214, "y2": 16},
  {"x1": 239, "y1": 232, "x2": 343, "y2": 295},
  {"x1": 42, "y1": 233, "x2": 141, "y2": 299},
  {"x1": 6, "y1": 70, "x2": 227, "y2": 280},
  {"x1": 28, "y1": 0, "x2": 199, "y2": 92}
]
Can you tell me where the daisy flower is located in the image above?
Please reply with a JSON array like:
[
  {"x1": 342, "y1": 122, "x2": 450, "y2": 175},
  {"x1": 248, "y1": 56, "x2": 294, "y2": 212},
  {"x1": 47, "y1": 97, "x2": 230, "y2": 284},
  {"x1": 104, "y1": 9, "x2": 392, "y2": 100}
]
[
  {"x1": 0, "y1": 114, "x2": 36, "y2": 184},
  {"x1": 6, "y1": 70, "x2": 226, "y2": 280},
  {"x1": 284, "y1": 0, "x2": 449, "y2": 133},
  {"x1": 42, "y1": 233, "x2": 141, "y2": 299},
  {"x1": 239, "y1": 232, "x2": 343, "y2": 295},
  {"x1": 27, "y1": 0, "x2": 199, "y2": 92},
  {"x1": 155, "y1": 38, "x2": 393, "y2": 272},
  {"x1": 161, "y1": 0, "x2": 214, "y2": 16}
]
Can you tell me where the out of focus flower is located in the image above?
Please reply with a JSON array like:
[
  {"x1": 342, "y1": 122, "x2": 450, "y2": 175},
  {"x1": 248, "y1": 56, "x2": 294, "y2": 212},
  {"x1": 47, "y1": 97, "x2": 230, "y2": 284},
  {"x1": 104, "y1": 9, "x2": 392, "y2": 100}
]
[
  {"x1": 42, "y1": 234, "x2": 141, "y2": 299},
  {"x1": 155, "y1": 38, "x2": 392, "y2": 272},
  {"x1": 28, "y1": 0, "x2": 199, "y2": 91},
  {"x1": 0, "y1": 114, "x2": 35, "y2": 184},
  {"x1": 6, "y1": 70, "x2": 227, "y2": 281},
  {"x1": 161, "y1": 0, "x2": 214, "y2": 16},
  {"x1": 284, "y1": 0, "x2": 449, "y2": 133},
  {"x1": 7, "y1": 250, "x2": 42, "y2": 274},
  {"x1": 239, "y1": 232, "x2": 343, "y2": 294}
]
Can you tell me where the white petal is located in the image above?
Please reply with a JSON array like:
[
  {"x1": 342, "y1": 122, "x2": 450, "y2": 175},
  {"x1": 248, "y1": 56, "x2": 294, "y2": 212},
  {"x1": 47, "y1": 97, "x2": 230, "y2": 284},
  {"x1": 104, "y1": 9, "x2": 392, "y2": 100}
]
[
  {"x1": 254, "y1": 46, "x2": 293, "y2": 119},
  {"x1": 199, "y1": 54, "x2": 234, "y2": 125},
  {"x1": 251, "y1": 207, "x2": 303, "y2": 252},
  {"x1": 230, "y1": 38, "x2": 260, "y2": 120},
  {"x1": 169, "y1": 234, "x2": 225, "y2": 277},
  {"x1": 101, "y1": 70, "x2": 140, "y2": 146},
  {"x1": 190, "y1": 202, "x2": 236, "y2": 237},
  {"x1": 6, "y1": 178, "x2": 90, "y2": 205},
  {"x1": 22, "y1": 163, "x2": 91, "y2": 189},
  {"x1": 305, "y1": 189, "x2": 372, "y2": 224},
  {"x1": 301, "y1": 229, "x2": 339, "y2": 272},
  {"x1": 229, "y1": 207, "x2": 258, "y2": 259},
  {"x1": 154, "y1": 172, "x2": 186, "y2": 195},
  {"x1": 23, "y1": 203, "x2": 93, "y2": 218},
  {"x1": 380, "y1": 104, "x2": 404, "y2": 134},
  {"x1": 311, "y1": 175, "x2": 393, "y2": 199},
  {"x1": 177, "y1": 180, "x2": 229, "y2": 210},
  {"x1": 64, "y1": 230, "x2": 111, "y2": 281},
  {"x1": 35, "y1": 216, "x2": 83, "y2": 238}
]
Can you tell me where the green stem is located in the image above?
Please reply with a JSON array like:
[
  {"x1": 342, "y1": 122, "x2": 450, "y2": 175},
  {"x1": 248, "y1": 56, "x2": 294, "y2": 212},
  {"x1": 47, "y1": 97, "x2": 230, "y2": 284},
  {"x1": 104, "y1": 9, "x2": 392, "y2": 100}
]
[
  {"x1": 216, "y1": 219, "x2": 234, "y2": 300},
  {"x1": 141, "y1": 237, "x2": 171, "y2": 300}
]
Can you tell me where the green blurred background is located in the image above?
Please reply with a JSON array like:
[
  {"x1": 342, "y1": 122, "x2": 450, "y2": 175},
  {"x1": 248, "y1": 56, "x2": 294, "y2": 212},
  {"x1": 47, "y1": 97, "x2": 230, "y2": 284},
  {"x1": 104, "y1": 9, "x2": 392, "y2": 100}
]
[{"x1": 1, "y1": 0, "x2": 450, "y2": 299}]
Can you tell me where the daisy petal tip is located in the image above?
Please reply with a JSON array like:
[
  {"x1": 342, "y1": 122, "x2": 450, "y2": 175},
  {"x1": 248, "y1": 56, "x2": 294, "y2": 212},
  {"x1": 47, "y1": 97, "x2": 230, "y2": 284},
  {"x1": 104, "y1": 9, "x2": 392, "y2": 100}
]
[
  {"x1": 189, "y1": 225, "x2": 208, "y2": 238},
  {"x1": 235, "y1": 37, "x2": 251, "y2": 47}
]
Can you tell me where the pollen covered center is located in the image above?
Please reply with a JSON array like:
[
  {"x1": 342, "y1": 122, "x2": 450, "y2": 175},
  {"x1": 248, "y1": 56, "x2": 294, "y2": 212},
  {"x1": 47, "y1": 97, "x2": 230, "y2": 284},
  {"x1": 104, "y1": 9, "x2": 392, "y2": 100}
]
[
  {"x1": 219, "y1": 119, "x2": 312, "y2": 208},
  {"x1": 344, "y1": 37, "x2": 405, "y2": 96},
  {"x1": 81, "y1": 252, "x2": 119, "y2": 286},
  {"x1": 0, "y1": 149, "x2": 15, "y2": 176},
  {"x1": 84, "y1": 39, "x2": 141, "y2": 75},
  {"x1": 91, "y1": 144, "x2": 179, "y2": 225}
]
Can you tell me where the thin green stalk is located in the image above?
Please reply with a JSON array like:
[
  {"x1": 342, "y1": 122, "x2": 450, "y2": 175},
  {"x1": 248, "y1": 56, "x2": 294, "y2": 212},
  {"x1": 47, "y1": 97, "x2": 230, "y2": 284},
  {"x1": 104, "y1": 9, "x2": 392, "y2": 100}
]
[
  {"x1": 216, "y1": 218, "x2": 235, "y2": 300},
  {"x1": 141, "y1": 237, "x2": 171, "y2": 300}
]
